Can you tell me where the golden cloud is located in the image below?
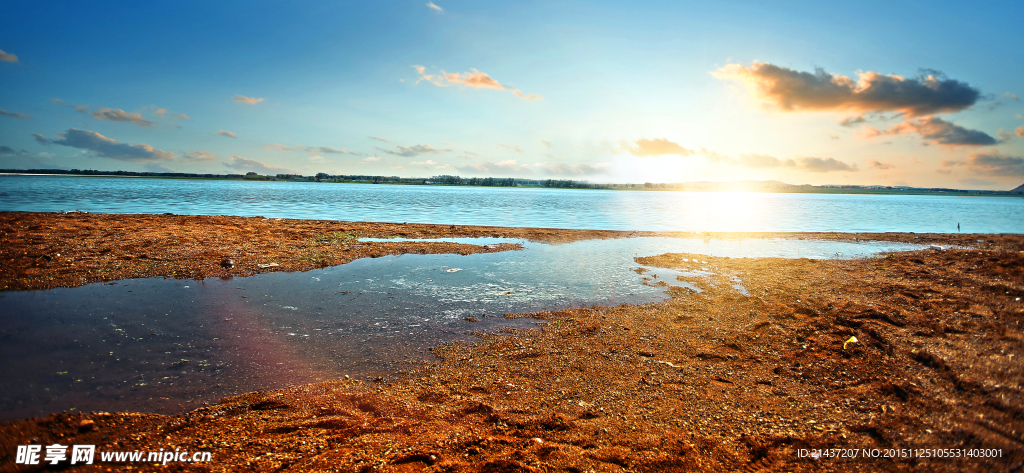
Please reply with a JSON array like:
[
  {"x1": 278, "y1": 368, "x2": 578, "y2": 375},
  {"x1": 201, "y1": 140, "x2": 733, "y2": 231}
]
[
  {"x1": 713, "y1": 62, "x2": 980, "y2": 116},
  {"x1": 862, "y1": 117, "x2": 997, "y2": 147},
  {"x1": 414, "y1": 66, "x2": 542, "y2": 101},
  {"x1": 234, "y1": 95, "x2": 264, "y2": 104}
]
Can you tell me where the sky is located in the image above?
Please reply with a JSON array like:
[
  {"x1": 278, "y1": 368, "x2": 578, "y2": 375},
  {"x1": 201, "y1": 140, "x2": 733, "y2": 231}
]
[{"x1": 1, "y1": 0, "x2": 1023, "y2": 190}]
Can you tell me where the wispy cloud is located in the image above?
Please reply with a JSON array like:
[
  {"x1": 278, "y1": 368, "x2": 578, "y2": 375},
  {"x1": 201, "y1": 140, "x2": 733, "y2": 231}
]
[
  {"x1": 360, "y1": 156, "x2": 381, "y2": 163},
  {"x1": 540, "y1": 140, "x2": 552, "y2": 148},
  {"x1": 0, "y1": 109, "x2": 30, "y2": 119},
  {"x1": 839, "y1": 115, "x2": 867, "y2": 127},
  {"x1": 734, "y1": 153, "x2": 857, "y2": 172},
  {"x1": 183, "y1": 150, "x2": 218, "y2": 162},
  {"x1": 224, "y1": 156, "x2": 285, "y2": 173},
  {"x1": 40, "y1": 128, "x2": 173, "y2": 162},
  {"x1": 64, "y1": 103, "x2": 161, "y2": 128},
  {"x1": 234, "y1": 95, "x2": 264, "y2": 104},
  {"x1": 217, "y1": 130, "x2": 237, "y2": 138},
  {"x1": 316, "y1": 146, "x2": 359, "y2": 155},
  {"x1": 713, "y1": 62, "x2": 980, "y2": 116},
  {"x1": 497, "y1": 143, "x2": 524, "y2": 152},
  {"x1": 410, "y1": 159, "x2": 439, "y2": 166},
  {"x1": 379, "y1": 144, "x2": 452, "y2": 157},
  {"x1": 414, "y1": 66, "x2": 543, "y2": 101},
  {"x1": 32, "y1": 134, "x2": 48, "y2": 144},
  {"x1": 152, "y1": 108, "x2": 189, "y2": 121},
  {"x1": 796, "y1": 157, "x2": 858, "y2": 172},
  {"x1": 625, "y1": 137, "x2": 855, "y2": 172},
  {"x1": 91, "y1": 108, "x2": 156, "y2": 128},
  {"x1": 0, "y1": 49, "x2": 17, "y2": 62},
  {"x1": 426, "y1": 1, "x2": 442, "y2": 12},
  {"x1": 868, "y1": 159, "x2": 895, "y2": 170},
  {"x1": 264, "y1": 142, "x2": 360, "y2": 155},
  {"x1": 966, "y1": 151, "x2": 1024, "y2": 177},
  {"x1": 1017, "y1": 126, "x2": 1024, "y2": 138},
  {"x1": 0, "y1": 146, "x2": 27, "y2": 155},
  {"x1": 626, "y1": 138, "x2": 731, "y2": 163},
  {"x1": 369, "y1": 136, "x2": 389, "y2": 142},
  {"x1": 862, "y1": 117, "x2": 997, "y2": 147},
  {"x1": 431, "y1": 68, "x2": 504, "y2": 89},
  {"x1": 457, "y1": 159, "x2": 534, "y2": 174},
  {"x1": 143, "y1": 163, "x2": 176, "y2": 173},
  {"x1": 514, "y1": 90, "x2": 543, "y2": 101},
  {"x1": 541, "y1": 162, "x2": 609, "y2": 176},
  {"x1": 628, "y1": 138, "x2": 697, "y2": 157}
]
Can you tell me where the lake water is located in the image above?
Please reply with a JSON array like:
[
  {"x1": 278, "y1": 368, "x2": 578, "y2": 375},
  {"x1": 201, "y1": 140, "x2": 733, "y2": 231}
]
[
  {"x1": 0, "y1": 237, "x2": 928, "y2": 420},
  {"x1": 2, "y1": 175, "x2": 1022, "y2": 232}
]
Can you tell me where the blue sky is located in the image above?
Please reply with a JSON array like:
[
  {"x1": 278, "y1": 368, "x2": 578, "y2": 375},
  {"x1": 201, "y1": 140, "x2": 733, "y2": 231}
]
[{"x1": 2, "y1": 0, "x2": 1022, "y2": 189}]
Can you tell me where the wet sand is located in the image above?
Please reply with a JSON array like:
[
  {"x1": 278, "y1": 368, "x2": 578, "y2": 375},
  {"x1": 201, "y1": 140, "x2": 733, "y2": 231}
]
[{"x1": 1, "y1": 212, "x2": 1023, "y2": 471}]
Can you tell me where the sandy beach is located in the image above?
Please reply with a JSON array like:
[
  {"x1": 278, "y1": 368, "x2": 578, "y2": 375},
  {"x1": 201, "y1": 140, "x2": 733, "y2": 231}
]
[{"x1": 1, "y1": 212, "x2": 1023, "y2": 471}]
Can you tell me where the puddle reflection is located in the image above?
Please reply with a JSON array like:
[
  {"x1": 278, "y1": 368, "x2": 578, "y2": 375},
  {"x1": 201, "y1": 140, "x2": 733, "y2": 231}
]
[{"x1": 0, "y1": 237, "x2": 926, "y2": 420}]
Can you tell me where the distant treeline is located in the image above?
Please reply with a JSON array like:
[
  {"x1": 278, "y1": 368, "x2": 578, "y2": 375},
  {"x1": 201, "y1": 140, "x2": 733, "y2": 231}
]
[
  {"x1": 3, "y1": 168, "x2": 1017, "y2": 194},
  {"x1": 430, "y1": 175, "x2": 610, "y2": 188},
  {"x1": 1, "y1": 168, "x2": 247, "y2": 179},
  {"x1": 0, "y1": 169, "x2": 598, "y2": 188}
]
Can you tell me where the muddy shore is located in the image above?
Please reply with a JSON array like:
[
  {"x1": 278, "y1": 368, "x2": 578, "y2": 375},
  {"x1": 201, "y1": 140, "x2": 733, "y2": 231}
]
[{"x1": 1, "y1": 212, "x2": 1023, "y2": 472}]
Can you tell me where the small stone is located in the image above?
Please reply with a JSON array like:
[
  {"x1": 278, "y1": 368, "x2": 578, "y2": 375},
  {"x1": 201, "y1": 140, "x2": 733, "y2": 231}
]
[
  {"x1": 220, "y1": 259, "x2": 235, "y2": 268},
  {"x1": 79, "y1": 419, "x2": 96, "y2": 432}
]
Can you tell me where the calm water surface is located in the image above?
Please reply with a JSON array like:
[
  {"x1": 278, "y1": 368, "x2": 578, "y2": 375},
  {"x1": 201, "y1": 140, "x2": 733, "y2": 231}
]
[{"x1": 2, "y1": 175, "x2": 1022, "y2": 232}]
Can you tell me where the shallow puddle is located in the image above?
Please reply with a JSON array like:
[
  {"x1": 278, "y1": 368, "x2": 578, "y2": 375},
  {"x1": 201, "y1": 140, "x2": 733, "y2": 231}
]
[{"x1": 0, "y1": 237, "x2": 927, "y2": 420}]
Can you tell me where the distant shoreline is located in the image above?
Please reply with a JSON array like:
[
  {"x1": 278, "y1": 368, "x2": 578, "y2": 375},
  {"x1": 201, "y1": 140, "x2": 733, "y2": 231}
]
[{"x1": 2, "y1": 170, "x2": 1021, "y2": 197}]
